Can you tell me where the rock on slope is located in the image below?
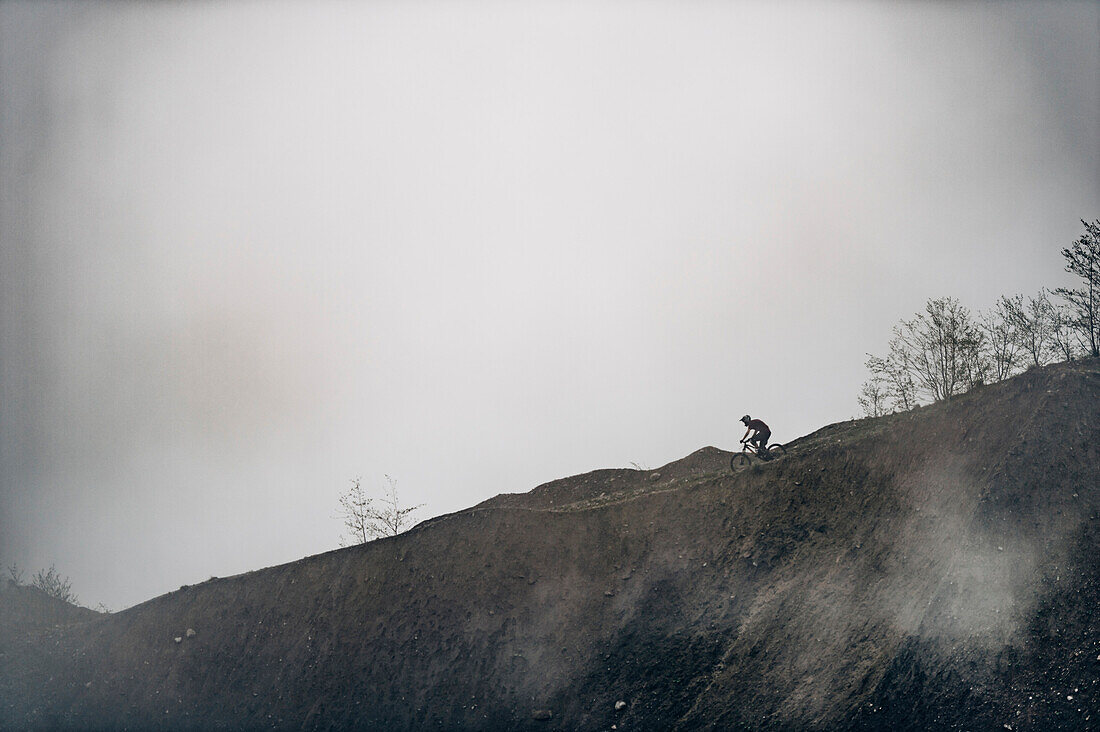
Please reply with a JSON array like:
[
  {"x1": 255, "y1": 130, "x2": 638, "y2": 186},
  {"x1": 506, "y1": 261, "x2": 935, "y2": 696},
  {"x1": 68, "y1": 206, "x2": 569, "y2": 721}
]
[{"x1": 1, "y1": 360, "x2": 1098, "y2": 731}]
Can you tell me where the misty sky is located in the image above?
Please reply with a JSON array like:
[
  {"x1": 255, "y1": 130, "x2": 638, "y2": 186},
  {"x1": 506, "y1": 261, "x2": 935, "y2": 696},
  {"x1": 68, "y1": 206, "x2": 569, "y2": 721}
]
[{"x1": 2, "y1": 1, "x2": 1097, "y2": 610}]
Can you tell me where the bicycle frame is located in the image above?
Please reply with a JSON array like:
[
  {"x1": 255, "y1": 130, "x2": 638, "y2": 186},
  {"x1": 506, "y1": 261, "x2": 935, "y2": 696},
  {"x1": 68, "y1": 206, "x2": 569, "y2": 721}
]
[{"x1": 732, "y1": 440, "x2": 786, "y2": 469}]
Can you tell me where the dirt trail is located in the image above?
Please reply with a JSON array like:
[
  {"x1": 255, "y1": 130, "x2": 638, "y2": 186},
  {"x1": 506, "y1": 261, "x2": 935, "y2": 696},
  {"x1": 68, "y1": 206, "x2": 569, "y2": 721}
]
[{"x1": 2, "y1": 360, "x2": 1098, "y2": 731}]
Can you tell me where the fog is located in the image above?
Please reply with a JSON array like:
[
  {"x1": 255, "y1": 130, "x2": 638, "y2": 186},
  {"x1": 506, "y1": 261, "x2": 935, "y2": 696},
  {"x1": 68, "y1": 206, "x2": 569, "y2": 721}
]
[{"x1": 2, "y1": 1, "x2": 1097, "y2": 610}]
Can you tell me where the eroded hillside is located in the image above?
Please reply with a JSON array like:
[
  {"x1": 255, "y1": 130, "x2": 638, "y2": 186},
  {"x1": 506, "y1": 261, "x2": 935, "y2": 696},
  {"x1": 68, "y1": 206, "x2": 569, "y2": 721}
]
[{"x1": 2, "y1": 360, "x2": 1098, "y2": 731}]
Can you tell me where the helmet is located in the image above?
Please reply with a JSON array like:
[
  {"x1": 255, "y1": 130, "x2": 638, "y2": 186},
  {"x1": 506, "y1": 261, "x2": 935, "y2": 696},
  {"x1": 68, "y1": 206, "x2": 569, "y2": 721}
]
[{"x1": 740, "y1": 415, "x2": 751, "y2": 424}]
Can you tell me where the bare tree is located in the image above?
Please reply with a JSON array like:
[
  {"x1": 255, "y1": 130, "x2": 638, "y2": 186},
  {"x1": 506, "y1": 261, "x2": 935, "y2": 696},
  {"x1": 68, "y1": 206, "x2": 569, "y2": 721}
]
[
  {"x1": 980, "y1": 302, "x2": 1021, "y2": 382},
  {"x1": 864, "y1": 298, "x2": 987, "y2": 409},
  {"x1": 338, "y1": 477, "x2": 374, "y2": 546},
  {"x1": 1056, "y1": 218, "x2": 1100, "y2": 358},
  {"x1": 857, "y1": 226, "x2": 1099, "y2": 412},
  {"x1": 893, "y1": 297, "x2": 985, "y2": 402},
  {"x1": 857, "y1": 375, "x2": 889, "y2": 418},
  {"x1": 960, "y1": 335, "x2": 991, "y2": 391},
  {"x1": 338, "y1": 475, "x2": 423, "y2": 546},
  {"x1": 1050, "y1": 302, "x2": 1079, "y2": 362},
  {"x1": 367, "y1": 475, "x2": 423, "y2": 538},
  {"x1": 1002, "y1": 290, "x2": 1056, "y2": 367},
  {"x1": 866, "y1": 340, "x2": 918, "y2": 413},
  {"x1": 32, "y1": 564, "x2": 78, "y2": 604}
]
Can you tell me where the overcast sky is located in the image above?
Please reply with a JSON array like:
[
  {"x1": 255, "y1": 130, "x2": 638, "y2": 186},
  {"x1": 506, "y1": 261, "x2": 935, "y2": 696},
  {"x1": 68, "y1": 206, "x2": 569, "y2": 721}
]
[{"x1": 2, "y1": 1, "x2": 1097, "y2": 610}]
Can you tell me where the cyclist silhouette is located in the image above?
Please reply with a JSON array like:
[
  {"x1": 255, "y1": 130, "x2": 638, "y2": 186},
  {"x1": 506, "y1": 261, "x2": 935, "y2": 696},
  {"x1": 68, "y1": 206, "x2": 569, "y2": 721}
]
[{"x1": 740, "y1": 415, "x2": 771, "y2": 453}]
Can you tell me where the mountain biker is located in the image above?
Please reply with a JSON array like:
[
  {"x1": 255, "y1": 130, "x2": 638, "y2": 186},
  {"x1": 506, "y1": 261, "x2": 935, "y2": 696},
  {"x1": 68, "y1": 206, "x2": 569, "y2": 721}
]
[{"x1": 740, "y1": 415, "x2": 771, "y2": 453}]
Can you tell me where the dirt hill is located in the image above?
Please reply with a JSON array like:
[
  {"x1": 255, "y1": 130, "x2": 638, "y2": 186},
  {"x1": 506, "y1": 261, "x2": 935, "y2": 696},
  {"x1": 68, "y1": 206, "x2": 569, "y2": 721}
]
[
  {"x1": 2, "y1": 360, "x2": 1098, "y2": 731},
  {"x1": 0, "y1": 581, "x2": 99, "y2": 634}
]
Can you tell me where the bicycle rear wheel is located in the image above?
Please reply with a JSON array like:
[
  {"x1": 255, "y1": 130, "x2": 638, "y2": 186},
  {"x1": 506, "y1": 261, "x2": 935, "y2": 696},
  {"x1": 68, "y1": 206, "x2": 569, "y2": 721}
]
[{"x1": 766, "y1": 443, "x2": 787, "y2": 456}]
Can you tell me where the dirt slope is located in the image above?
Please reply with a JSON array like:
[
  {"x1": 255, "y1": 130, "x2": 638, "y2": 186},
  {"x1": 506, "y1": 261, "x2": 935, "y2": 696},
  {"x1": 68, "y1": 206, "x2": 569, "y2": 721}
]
[
  {"x1": 0, "y1": 581, "x2": 100, "y2": 634},
  {"x1": 0, "y1": 582, "x2": 102, "y2": 728},
  {"x1": 2, "y1": 360, "x2": 1098, "y2": 731}
]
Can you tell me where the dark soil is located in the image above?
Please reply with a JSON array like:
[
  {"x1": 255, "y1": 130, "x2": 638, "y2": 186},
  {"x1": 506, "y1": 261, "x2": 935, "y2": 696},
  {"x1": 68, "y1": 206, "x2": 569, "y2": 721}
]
[{"x1": 2, "y1": 359, "x2": 1098, "y2": 731}]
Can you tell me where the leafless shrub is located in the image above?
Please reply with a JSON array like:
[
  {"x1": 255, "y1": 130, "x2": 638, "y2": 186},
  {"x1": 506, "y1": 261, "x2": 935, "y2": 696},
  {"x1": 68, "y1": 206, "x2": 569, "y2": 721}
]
[
  {"x1": 339, "y1": 475, "x2": 423, "y2": 546},
  {"x1": 32, "y1": 564, "x2": 78, "y2": 604},
  {"x1": 339, "y1": 477, "x2": 374, "y2": 546},
  {"x1": 6, "y1": 563, "x2": 24, "y2": 584}
]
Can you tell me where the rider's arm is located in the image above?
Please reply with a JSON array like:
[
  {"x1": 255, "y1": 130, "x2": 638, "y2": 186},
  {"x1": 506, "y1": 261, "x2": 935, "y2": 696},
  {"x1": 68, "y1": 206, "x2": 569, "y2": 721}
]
[{"x1": 741, "y1": 427, "x2": 751, "y2": 442}]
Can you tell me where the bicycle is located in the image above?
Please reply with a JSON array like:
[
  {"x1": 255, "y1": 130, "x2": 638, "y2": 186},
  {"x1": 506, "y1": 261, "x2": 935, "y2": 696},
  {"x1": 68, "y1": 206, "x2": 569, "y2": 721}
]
[{"x1": 731, "y1": 440, "x2": 787, "y2": 469}]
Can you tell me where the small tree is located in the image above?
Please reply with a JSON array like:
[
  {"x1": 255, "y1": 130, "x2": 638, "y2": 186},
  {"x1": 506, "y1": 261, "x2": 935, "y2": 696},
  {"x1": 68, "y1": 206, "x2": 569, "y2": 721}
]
[
  {"x1": 980, "y1": 303, "x2": 1021, "y2": 382},
  {"x1": 32, "y1": 564, "x2": 78, "y2": 604},
  {"x1": 960, "y1": 335, "x2": 991, "y2": 391},
  {"x1": 1056, "y1": 218, "x2": 1100, "y2": 358},
  {"x1": 338, "y1": 475, "x2": 423, "y2": 546},
  {"x1": 367, "y1": 475, "x2": 423, "y2": 538},
  {"x1": 1050, "y1": 302, "x2": 1079, "y2": 362},
  {"x1": 864, "y1": 298, "x2": 987, "y2": 409},
  {"x1": 6, "y1": 563, "x2": 25, "y2": 585},
  {"x1": 1002, "y1": 290, "x2": 1056, "y2": 367},
  {"x1": 338, "y1": 477, "x2": 374, "y2": 546},
  {"x1": 866, "y1": 343, "x2": 918, "y2": 413},
  {"x1": 894, "y1": 297, "x2": 985, "y2": 402},
  {"x1": 858, "y1": 375, "x2": 889, "y2": 418}
]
